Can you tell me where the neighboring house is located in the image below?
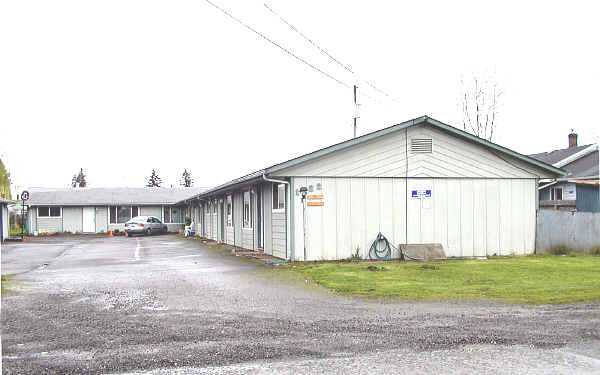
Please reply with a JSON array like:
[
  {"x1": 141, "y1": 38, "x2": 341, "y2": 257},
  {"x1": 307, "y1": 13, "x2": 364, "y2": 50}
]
[
  {"x1": 25, "y1": 187, "x2": 205, "y2": 235},
  {"x1": 530, "y1": 132, "x2": 599, "y2": 212},
  {"x1": 180, "y1": 116, "x2": 564, "y2": 261},
  {"x1": 1, "y1": 197, "x2": 12, "y2": 241}
]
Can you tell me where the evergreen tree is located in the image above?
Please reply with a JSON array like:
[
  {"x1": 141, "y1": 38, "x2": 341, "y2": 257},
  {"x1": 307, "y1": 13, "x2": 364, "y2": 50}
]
[
  {"x1": 77, "y1": 168, "x2": 87, "y2": 187},
  {"x1": 146, "y1": 169, "x2": 162, "y2": 187},
  {"x1": 71, "y1": 168, "x2": 87, "y2": 188},
  {"x1": 180, "y1": 169, "x2": 194, "y2": 187}
]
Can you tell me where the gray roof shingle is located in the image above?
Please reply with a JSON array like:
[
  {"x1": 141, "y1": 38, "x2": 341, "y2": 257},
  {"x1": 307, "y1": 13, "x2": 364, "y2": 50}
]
[
  {"x1": 529, "y1": 144, "x2": 592, "y2": 165},
  {"x1": 25, "y1": 187, "x2": 205, "y2": 206}
]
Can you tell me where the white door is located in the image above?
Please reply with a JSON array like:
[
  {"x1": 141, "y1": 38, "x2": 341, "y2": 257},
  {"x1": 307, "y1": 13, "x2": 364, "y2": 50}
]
[{"x1": 83, "y1": 207, "x2": 95, "y2": 233}]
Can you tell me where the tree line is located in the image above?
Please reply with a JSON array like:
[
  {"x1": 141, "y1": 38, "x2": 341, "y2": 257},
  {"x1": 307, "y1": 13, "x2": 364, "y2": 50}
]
[{"x1": 68, "y1": 169, "x2": 195, "y2": 188}]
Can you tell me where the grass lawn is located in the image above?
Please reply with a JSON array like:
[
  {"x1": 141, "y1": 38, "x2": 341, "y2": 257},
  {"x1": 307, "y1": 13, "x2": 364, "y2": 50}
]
[{"x1": 287, "y1": 255, "x2": 600, "y2": 304}]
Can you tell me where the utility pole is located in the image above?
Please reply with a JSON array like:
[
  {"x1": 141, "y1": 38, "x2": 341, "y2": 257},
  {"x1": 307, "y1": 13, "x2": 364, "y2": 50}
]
[{"x1": 353, "y1": 85, "x2": 358, "y2": 138}]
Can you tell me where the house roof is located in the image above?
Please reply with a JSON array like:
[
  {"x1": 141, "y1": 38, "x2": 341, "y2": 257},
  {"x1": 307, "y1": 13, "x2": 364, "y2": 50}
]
[
  {"x1": 530, "y1": 144, "x2": 599, "y2": 180},
  {"x1": 25, "y1": 187, "x2": 205, "y2": 206},
  {"x1": 529, "y1": 144, "x2": 593, "y2": 165},
  {"x1": 559, "y1": 150, "x2": 599, "y2": 179},
  {"x1": 185, "y1": 116, "x2": 566, "y2": 201}
]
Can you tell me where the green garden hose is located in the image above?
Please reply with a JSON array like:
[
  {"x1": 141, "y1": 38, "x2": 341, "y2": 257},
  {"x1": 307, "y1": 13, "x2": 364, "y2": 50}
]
[{"x1": 369, "y1": 232, "x2": 393, "y2": 260}]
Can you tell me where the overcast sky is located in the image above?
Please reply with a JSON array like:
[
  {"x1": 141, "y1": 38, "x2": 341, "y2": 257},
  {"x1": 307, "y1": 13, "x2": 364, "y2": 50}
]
[{"x1": 1, "y1": 0, "x2": 599, "y2": 193}]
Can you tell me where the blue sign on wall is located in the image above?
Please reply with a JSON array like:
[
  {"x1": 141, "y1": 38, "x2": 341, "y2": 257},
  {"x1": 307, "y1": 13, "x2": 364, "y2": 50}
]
[{"x1": 411, "y1": 189, "x2": 431, "y2": 198}]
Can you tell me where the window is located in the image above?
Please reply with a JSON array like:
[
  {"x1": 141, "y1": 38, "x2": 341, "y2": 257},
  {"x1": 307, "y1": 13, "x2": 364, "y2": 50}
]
[
  {"x1": 38, "y1": 206, "x2": 61, "y2": 217},
  {"x1": 551, "y1": 187, "x2": 563, "y2": 200},
  {"x1": 163, "y1": 206, "x2": 183, "y2": 223},
  {"x1": 117, "y1": 206, "x2": 130, "y2": 223},
  {"x1": 171, "y1": 207, "x2": 182, "y2": 223},
  {"x1": 226, "y1": 195, "x2": 233, "y2": 227},
  {"x1": 109, "y1": 206, "x2": 140, "y2": 224},
  {"x1": 164, "y1": 206, "x2": 171, "y2": 223},
  {"x1": 243, "y1": 191, "x2": 252, "y2": 228},
  {"x1": 272, "y1": 183, "x2": 286, "y2": 211},
  {"x1": 110, "y1": 206, "x2": 116, "y2": 223}
]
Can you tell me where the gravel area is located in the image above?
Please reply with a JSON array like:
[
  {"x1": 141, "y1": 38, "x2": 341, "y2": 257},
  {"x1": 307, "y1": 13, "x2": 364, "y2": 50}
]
[{"x1": 2, "y1": 235, "x2": 600, "y2": 374}]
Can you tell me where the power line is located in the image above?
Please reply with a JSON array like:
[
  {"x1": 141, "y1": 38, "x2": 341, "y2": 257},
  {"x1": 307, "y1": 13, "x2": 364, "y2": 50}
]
[
  {"x1": 263, "y1": 2, "x2": 400, "y2": 104},
  {"x1": 204, "y1": 0, "x2": 350, "y2": 89}
]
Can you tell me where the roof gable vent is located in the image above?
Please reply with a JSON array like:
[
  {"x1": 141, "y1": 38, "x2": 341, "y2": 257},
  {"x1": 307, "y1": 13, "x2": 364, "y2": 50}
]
[{"x1": 410, "y1": 138, "x2": 433, "y2": 153}]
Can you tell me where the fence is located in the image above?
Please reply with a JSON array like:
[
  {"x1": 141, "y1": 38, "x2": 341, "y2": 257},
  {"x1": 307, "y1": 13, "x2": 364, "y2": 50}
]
[{"x1": 536, "y1": 210, "x2": 600, "y2": 253}]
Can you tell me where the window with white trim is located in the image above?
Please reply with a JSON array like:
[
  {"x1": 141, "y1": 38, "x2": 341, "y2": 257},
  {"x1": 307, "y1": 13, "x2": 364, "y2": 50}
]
[
  {"x1": 550, "y1": 187, "x2": 563, "y2": 200},
  {"x1": 163, "y1": 206, "x2": 183, "y2": 223},
  {"x1": 272, "y1": 183, "x2": 286, "y2": 211},
  {"x1": 38, "y1": 206, "x2": 61, "y2": 217},
  {"x1": 226, "y1": 195, "x2": 233, "y2": 227},
  {"x1": 243, "y1": 191, "x2": 252, "y2": 228},
  {"x1": 109, "y1": 206, "x2": 140, "y2": 224}
]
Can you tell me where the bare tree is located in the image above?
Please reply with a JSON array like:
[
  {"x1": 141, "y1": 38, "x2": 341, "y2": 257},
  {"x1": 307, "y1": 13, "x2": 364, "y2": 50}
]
[{"x1": 461, "y1": 75, "x2": 502, "y2": 141}]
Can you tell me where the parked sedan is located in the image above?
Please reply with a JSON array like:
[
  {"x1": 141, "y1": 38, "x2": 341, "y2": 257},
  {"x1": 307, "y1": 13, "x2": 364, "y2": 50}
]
[{"x1": 124, "y1": 216, "x2": 168, "y2": 236}]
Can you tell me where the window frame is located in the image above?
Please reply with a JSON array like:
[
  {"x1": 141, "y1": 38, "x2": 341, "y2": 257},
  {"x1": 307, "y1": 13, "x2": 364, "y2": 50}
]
[
  {"x1": 163, "y1": 206, "x2": 184, "y2": 224},
  {"x1": 243, "y1": 191, "x2": 252, "y2": 229},
  {"x1": 109, "y1": 206, "x2": 140, "y2": 224},
  {"x1": 272, "y1": 183, "x2": 286, "y2": 212},
  {"x1": 226, "y1": 195, "x2": 233, "y2": 227},
  {"x1": 551, "y1": 187, "x2": 563, "y2": 201},
  {"x1": 38, "y1": 206, "x2": 61, "y2": 218}
]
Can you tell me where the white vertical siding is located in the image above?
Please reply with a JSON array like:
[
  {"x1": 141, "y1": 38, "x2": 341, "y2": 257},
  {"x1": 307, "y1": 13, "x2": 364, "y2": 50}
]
[
  {"x1": 292, "y1": 177, "x2": 537, "y2": 260},
  {"x1": 63, "y1": 207, "x2": 83, "y2": 233},
  {"x1": 262, "y1": 184, "x2": 273, "y2": 254},
  {"x1": 1, "y1": 205, "x2": 8, "y2": 240},
  {"x1": 233, "y1": 192, "x2": 243, "y2": 247},
  {"x1": 28, "y1": 208, "x2": 37, "y2": 234},
  {"x1": 95, "y1": 206, "x2": 108, "y2": 233}
]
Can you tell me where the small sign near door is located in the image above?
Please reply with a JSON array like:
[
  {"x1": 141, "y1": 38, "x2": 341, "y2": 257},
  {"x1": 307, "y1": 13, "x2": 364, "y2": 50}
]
[{"x1": 307, "y1": 193, "x2": 324, "y2": 206}]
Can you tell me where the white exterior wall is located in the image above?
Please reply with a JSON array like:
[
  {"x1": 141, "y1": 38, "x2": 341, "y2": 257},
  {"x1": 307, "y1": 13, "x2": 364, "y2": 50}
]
[
  {"x1": 292, "y1": 177, "x2": 536, "y2": 261},
  {"x1": 1, "y1": 204, "x2": 8, "y2": 240},
  {"x1": 37, "y1": 217, "x2": 63, "y2": 233},
  {"x1": 62, "y1": 207, "x2": 83, "y2": 233},
  {"x1": 95, "y1": 206, "x2": 108, "y2": 233},
  {"x1": 273, "y1": 124, "x2": 554, "y2": 179}
]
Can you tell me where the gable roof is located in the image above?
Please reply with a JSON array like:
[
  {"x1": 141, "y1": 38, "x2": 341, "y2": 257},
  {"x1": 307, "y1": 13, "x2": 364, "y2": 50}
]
[
  {"x1": 559, "y1": 150, "x2": 599, "y2": 179},
  {"x1": 266, "y1": 116, "x2": 566, "y2": 176},
  {"x1": 529, "y1": 144, "x2": 593, "y2": 165},
  {"x1": 186, "y1": 116, "x2": 565, "y2": 201},
  {"x1": 25, "y1": 187, "x2": 205, "y2": 206}
]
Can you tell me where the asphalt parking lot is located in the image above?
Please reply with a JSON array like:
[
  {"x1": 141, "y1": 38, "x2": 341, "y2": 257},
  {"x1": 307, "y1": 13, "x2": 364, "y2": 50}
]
[{"x1": 2, "y1": 235, "x2": 600, "y2": 374}]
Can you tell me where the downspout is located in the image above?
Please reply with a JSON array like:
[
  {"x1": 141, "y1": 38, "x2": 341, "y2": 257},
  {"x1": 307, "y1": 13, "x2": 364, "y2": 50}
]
[{"x1": 262, "y1": 174, "x2": 289, "y2": 186}]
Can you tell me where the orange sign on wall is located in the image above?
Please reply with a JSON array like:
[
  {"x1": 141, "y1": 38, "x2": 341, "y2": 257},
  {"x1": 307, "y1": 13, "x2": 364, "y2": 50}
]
[
  {"x1": 307, "y1": 201, "x2": 324, "y2": 207},
  {"x1": 307, "y1": 194, "x2": 324, "y2": 200}
]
